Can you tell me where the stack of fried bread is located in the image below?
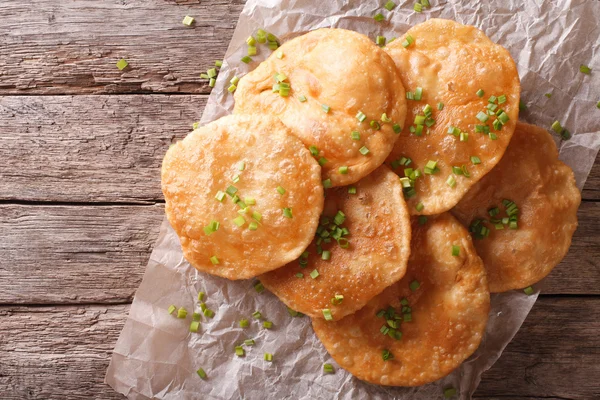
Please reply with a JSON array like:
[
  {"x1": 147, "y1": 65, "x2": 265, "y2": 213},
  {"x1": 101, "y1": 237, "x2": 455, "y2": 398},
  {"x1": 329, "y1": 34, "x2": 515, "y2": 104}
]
[{"x1": 161, "y1": 19, "x2": 581, "y2": 386}]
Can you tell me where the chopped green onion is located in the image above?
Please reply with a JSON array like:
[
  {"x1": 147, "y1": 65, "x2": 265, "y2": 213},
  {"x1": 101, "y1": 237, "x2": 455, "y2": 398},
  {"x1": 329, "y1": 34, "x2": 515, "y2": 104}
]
[
  {"x1": 393, "y1": 123, "x2": 402, "y2": 133},
  {"x1": 264, "y1": 353, "x2": 273, "y2": 362},
  {"x1": 168, "y1": 305, "x2": 177, "y2": 315},
  {"x1": 545, "y1": 93, "x2": 552, "y2": 99},
  {"x1": 196, "y1": 368, "x2": 207, "y2": 379},
  {"x1": 232, "y1": 174, "x2": 240, "y2": 184},
  {"x1": 282, "y1": 207, "x2": 293, "y2": 218},
  {"x1": 322, "y1": 104, "x2": 331, "y2": 113},
  {"x1": 318, "y1": 157, "x2": 328, "y2": 166},
  {"x1": 497, "y1": 111, "x2": 509, "y2": 124},
  {"x1": 339, "y1": 166, "x2": 349, "y2": 174},
  {"x1": 376, "y1": 36, "x2": 386, "y2": 47},
  {"x1": 403, "y1": 313, "x2": 412, "y2": 322},
  {"x1": 421, "y1": 0, "x2": 430, "y2": 7},
  {"x1": 233, "y1": 215, "x2": 246, "y2": 227},
  {"x1": 244, "y1": 339, "x2": 255, "y2": 346},
  {"x1": 309, "y1": 145, "x2": 319, "y2": 156},
  {"x1": 298, "y1": 95, "x2": 307, "y2": 102},
  {"x1": 322, "y1": 309, "x2": 333, "y2": 321},
  {"x1": 276, "y1": 50, "x2": 284, "y2": 59},
  {"x1": 210, "y1": 256, "x2": 219, "y2": 265},
  {"x1": 254, "y1": 282, "x2": 265, "y2": 293},
  {"x1": 418, "y1": 215, "x2": 428, "y2": 225},
  {"x1": 359, "y1": 146, "x2": 370, "y2": 155},
  {"x1": 182, "y1": 15, "x2": 195, "y2": 26},
  {"x1": 444, "y1": 387, "x2": 457, "y2": 398},
  {"x1": 385, "y1": 1, "x2": 397, "y2": 11},
  {"x1": 239, "y1": 319, "x2": 249, "y2": 328},
  {"x1": 295, "y1": 272, "x2": 304, "y2": 278},
  {"x1": 497, "y1": 94, "x2": 507, "y2": 104},
  {"x1": 374, "y1": 13, "x2": 385, "y2": 22},
  {"x1": 446, "y1": 175, "x2": 456, "y2": 188},
  {"x1": 476, "y1": 89, "x2": 484, "y2": 97},
  {"x1": 235, "y1": 346, "x2": 245, "y2": 357},
  {"x1": 226, "y1": 186, "x2": 238, "y2": 197},
  {"x1": 415, "y1": 202, "x2": 424, "y2": 212},
  {"x1": 351, "y1": 131, "x2": 361, "y2": 140},
  {"x1": 488, "y1": 207, "x2": 500, "y2": 217},
  {"x1": 246, "y1": 36, "x2": 256, "y2": 46},
  {"x1": 310, "y1": 269, "x2": 320, "y2": 279},
  {"x1": 382, "y1": 349, "x2": 394, "y2": 361},
  {"x1": 323, "y1": 363, "x2": 335, "y2": 373},
  {"x1": 209, "y1": 78, "x2": 216, "y2": 88},
  {"x1": 402, "y1": 34, "x2": 415, "y2": 48},
  {"x1": 380, "y1": 325, "x2": 390, "y2": 335},
  {"x1": 471, "y1": 156, "x2": 481, "y2": 165},
  {"x1": 448, "y1": 126, "x2": 460, "y2": 136},
  {"x1": 370, "y1": 120, "x2": 381, "y2": 130},
  {"x1": 524, "y1": 286, "x2": 535, "y2": 295},
  {"x1": 414, "y1": 115, "x2": 426, "y2": 125},
  {"x1": 597, "y1": 101, "x2": 600, "y2": 109},
  {"x1": 452, "y1": 166, "x2": 463, "y2": 175},
  {"x1": 437, "y1": 102, "x2": 444, "y2": 110},
  {"x1": 580, "y1": 64, "x2": 592, "y2": 75},
  {"x1": 244, "y1": 197, "x2": 256, "y2": 206},
  {"x1": 409, "y1": 280, "x2": 420, "y2": 291},
  {"x1": 414, "y1": 87, "x2": 423, "y2": 101},
  {"x1": 519, "y1": 100, "x2": 527, "y2": 111},
  {"x1": 331, "y1": 294, "x2": 344, "y2": 305},
  {"x1": 203, "y1": 308, "x2": 215, "y2": 318},
  {"x1": 322, "y1": 179, "x2": 332, "y2": 189},
  {"x1": 551, "y1": 120, "x2": 563, "y2": 134},
  {"x1": 381, "y1": 113, "x2": 392, "y2": 123},
  {"x1": 277, "y1": 186, "x2": 286, "y2": 195},
  {"x1": 356, "y1": 111, "x2": 367, "y2": 122},
  {"x1": 177, "y1": 307, "x2": 188, "y2": 319},
  {"x1": 228, "y1": 84, "x2": 237, "y2": 93},
  {"x1": 413, "y1": 2, "x2": 423, "y2": 12},
  {"x1": 322, "y1": 250, "x2": 331, "y2": 260},
  {"x1": 263, "y1": 321, "x2": 273, "y2": 329},
  {"x1": 190, "y1": 321, "x2": 201, "y2": 333},
  {"x1": 241, "y1": 56, "x2": 252, "y2": 64},
  {"x1": 200, "y1": 73, "x2": 210, "y2": 79},
  {"x1": 460, "y1": 131, "x2": 468, "y2": 142},
  {"x1": 348, "y1": 186, "x2": 357, "y2": 194},
  {"x1": 116, "y1": 58, "x2": 129, "y2": 70},
  {"x1": 268, "y1": 41, "x2": 279, "y2": 50},
  {"x1": 251, "y1": 211, "x2": 262, "y2": 222},
  {"x1": 199, "y1": 302, "x2": 207, "y2": 312},
  {"x1": 247, "y1": 46, "x2": 257, "y2": 56},
  {"x1": 476, "y1": 111, "x2": 489, "y2": 123},
  {"x1": 452, "y1": 245, "x2": 460, "y2": 257},
  {"x1": 207, "y1": 68, "x2": 217, "y2": 78},
  {"x1": 252, "y1": 311, "x2": 262, "y2": 319}
]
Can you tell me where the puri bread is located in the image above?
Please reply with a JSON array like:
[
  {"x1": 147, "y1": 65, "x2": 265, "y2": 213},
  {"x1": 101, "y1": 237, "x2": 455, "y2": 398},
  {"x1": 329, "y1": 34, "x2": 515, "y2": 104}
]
[
  {"x1": 234, "y1": 28, "x2": 407, "y2": 187},
  {"x1": 259, "y1": 165, "x2": 411, "y2": 321},
  {"x1": 312, "y1": 213, "x2": 490, "y2": 386},
  {"x1": 161, "y1": 114, "x2": 324, "y2": 279},
  {"x1": 452, "y1": 122, "x2": 580, "y2": 292},
  {"x1": 384, "y1": 19, "x2": 520, "y2": 215}
]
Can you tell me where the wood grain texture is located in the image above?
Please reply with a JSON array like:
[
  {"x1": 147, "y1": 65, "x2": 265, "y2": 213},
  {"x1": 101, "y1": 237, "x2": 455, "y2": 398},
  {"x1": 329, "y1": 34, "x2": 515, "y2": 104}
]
[
  {"x1": 0, "y1": 0, "x2": 244, "y2": 95},
  {"x1": 1, "y1": 202, "x2": 598, "y2": 305},
  {"x1": 0, "y1": 95, "x2": 205, "y2": 203},
  {"x1": 0, "y1": 298, "x2": 597, "y2": 399},
  {"x1": 0, "y1": 204, "x2": 163, "y2": 304}
]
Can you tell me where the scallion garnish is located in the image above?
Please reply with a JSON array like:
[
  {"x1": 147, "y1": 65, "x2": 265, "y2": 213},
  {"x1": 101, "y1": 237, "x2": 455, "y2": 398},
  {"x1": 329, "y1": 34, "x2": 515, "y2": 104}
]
[
  {"x1": 264, "y1": 353, "x2": 273, "y2": 362},
  {"x1": 322, "y1": 104, "x2": 331, "y2": 113},
  {"x1": 277, "y1": 186, "x2": 286, "y2": 195},
  {"x1": 196, "y1": 368, "x2": 207, "y2": 379},
  {"x1": 409, "y1": 280, "x2": 420, "y2": 291},
  {"x1": 444, "y1": 387, "x2": 457, "y2": 398},
  {"x1": 322, "y1": 179, "x2": 332, "y2": 189},
  {"x1": 263, "y1": 321, "x2": 273, "y2": 329},
  {"x1": 580, "y1": 64, "x2": 592, "y2": 75},
  {"x1": 451, "y1": 245, "x2": 460, "y2": 257},
  {"x1": 283, "y1": 208, "x2": 293, "y2": 218},
  {"x1": 356, "y1": 111, "x2": 367, "y2": 122},
  {"x1": 168, "y1": 305, "x2": 176, "y2": 315},
  {"x1": 374, "y1": 13, "x2": 385, "y2": 22},
  {"x1": 359, "y1": 146, "x2": 370, "y2": 155},
  {"x1": 414, "y1": 87, "x2": 423, "y2": 101},
  {"x1": 252, "y1": 311, "x2": 262, "y2": 319},
  {"x1": 239, "y1": 319, "x2": 249, "y2": 328},
  {"x1": 418, "y1": 215, "x2": 428, "y2": 225},
  {"x1": 322, "y1": 309, "x2": 333, "y2": 321},
  {"x1": 446, "y1": 175, "x2": 456, "y2": 188},
  {"x1": 351, "y1": 131, "x2": 361, "y2": 140},
  {"x1": 210, "y1": 256, "x2": 219, "y2": 265},
  {"x1": 323, "y1": 363, "x2": 335, "y2": 373},
  {"x1": 402, "y1": 34, "x2": 415, "y2": 48},
  {"x1": 415, "y1": 202, "x2": 424, "y2": 212},
  {"x1": 203, "y1": 308, "x2": 215, "y2": 318},
  {"x1": 235, "y1": 346, "x2": 245, "y2": 357},
  {"x1": 385, "y1": 1, "x2": 397, "y2": 11},
  {"x1": 182, "y1": 15, "x2": 195, "y2": 26},
  {"x1": 382, "y1": 349, "x2": 394, "y2": 361},
  {"x1": 476, "y1": 89, "x2": 484, "y2": 97},
  {"x1": 339, "y1": 166, "x2": 349, "y2": 174},
  {"x1": 348, "y1": 186, "x2": 357, "y2": 194},
  {"x1": 310, "y1": 269, "x2": 319, "y2": 279},
  {"x1": 241, "y1": 56, "x2": 252, "y2": 64},
  {"x1": 190, "y1": 321, "x2": 201, "y2": 333},
  {"x1": 376, "y1": 36, "x2": 386, "y2": 46},
  {"x1": 393, "y1": 123, "x2": 402, "y2": 133},
  {"x1": 524, "y1": 286, "x2": 534, "y2": 295},
  {"x1": 177, "y1": 307, "x2": 188, "y2": 319},
  {"x1": 233, "y1": 215, "x2": 246, "y2": 227},
  {"x1": 413, "y1": 2, "x2": 423, "y2": 12}
]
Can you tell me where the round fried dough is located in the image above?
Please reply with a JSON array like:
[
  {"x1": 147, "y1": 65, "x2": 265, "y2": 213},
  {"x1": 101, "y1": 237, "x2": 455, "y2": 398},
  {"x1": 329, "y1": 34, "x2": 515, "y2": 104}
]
[
  {"x1": 384, "y1": 19, "x2": 520, "y2": 215},
  {"x1": 234, "y1": 28, "x2": 407, "y2": 187},
  {"x1": 312, "y1": 213, "x2": 490, "y2": 386},
  {"x1": 259, "y1": 165, "x2": 411, "y2": 321},
  {"x1": 452, "y1": 122, "x2": 580, "y2": 292},
  {"x1": 161, "y1": 114, "x2": 324, "y2": 280}
]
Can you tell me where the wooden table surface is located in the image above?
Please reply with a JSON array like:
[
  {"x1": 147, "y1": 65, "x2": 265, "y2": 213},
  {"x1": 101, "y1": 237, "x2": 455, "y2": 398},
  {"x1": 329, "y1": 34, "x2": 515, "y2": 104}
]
[{"x1": 1, "y1": 1, "x2": 598, "y2": 399}]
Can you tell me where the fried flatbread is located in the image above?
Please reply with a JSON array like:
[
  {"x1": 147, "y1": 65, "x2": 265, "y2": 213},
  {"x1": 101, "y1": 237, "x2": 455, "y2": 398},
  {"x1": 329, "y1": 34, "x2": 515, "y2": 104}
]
[
  {"x1": 260, "y1": 165, "x2": 411, "y2": 321},
  {"x1": 312, "y1": 213, "x2": 490, "y2": 386},
  {"x1": 161, "y1": 114, "x2": 324, "y2": 279},
  {"x1": 452, "y1": 122, "x2": 580, "y2": 292},
  {"x1": 234, "y1": 28, "x2": 407, "y2": 187},
  {"x1": 384, "y1": 19, "x2": 520, "y2": 215}
]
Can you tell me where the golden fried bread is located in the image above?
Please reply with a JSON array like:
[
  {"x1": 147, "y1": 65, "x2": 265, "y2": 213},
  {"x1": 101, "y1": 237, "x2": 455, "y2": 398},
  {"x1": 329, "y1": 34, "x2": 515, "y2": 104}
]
[
  {"x1": 312, "y1": 213, "x2": 489, "y2": 386},
  {"x1": 384, "y1": 19, "x2": 520, "y2": 215},
  {"x1": 161, "y1": 114, "x2": 324, "y2": 279},
  {"x1": 234, "y1": 28, "x2": 407, "y2": 187},
  {"x1": 453, "y1": 122, "x2": 580, "y2": 292},
  {"x1": 260, "y1": 165, "x2": 411, "y2": 321}
]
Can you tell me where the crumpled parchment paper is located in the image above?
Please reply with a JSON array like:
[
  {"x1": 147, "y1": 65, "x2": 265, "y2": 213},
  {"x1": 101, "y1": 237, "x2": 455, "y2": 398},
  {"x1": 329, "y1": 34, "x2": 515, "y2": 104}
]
[{"x1": 106, "y1": 0, "x2": 600, "y2": 398}]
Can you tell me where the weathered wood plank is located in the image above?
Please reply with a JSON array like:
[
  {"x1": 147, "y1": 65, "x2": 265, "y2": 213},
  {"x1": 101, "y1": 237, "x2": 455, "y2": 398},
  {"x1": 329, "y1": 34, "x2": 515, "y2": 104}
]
[
  {"x1": 0, "y1": 205, "x2": 163, "y2": 304},
  {"x1": 0, "y1": 202, "x2": 598, "y2": 303},
  {"x1": 1, "y1": 95, "x2": 598, "y2": 204},
  {"x1": 0, "y1": 95, "x2": 205, "y2": 203},
  {"x1": 0, "y1": 298, "x2": 597, "y2": 399},
  {"x1": 0, "y1": 0, "x2": 244, "y2": 95}
]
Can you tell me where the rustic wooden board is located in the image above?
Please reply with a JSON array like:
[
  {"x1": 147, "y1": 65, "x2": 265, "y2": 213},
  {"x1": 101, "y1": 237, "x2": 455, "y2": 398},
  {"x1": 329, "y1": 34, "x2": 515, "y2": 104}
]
[
  {"x1": 1, "y1": 95, "x2": 598, "y2": 204},
  {"x1": 1, "y1": 202, "x2": 598, "y2": 305},
  {"x1": 0, "y1": 205, "x2": 163, "y2": 304},
  {"x1": 0, "y1": 0, "x2": 244, "y2": 95},
  {"x1": 1, "y1": 298, "x2": 597, "y2": 399},
  {"x1": 0, "y1": 95, "x2": 205, "y2": 203}
]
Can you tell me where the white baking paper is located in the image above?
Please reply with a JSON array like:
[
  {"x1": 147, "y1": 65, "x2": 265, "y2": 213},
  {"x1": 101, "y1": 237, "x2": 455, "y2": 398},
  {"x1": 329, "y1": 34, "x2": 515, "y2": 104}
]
[{"x1": 106, "y1": 0, "x2": 600, "y2": 398}]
